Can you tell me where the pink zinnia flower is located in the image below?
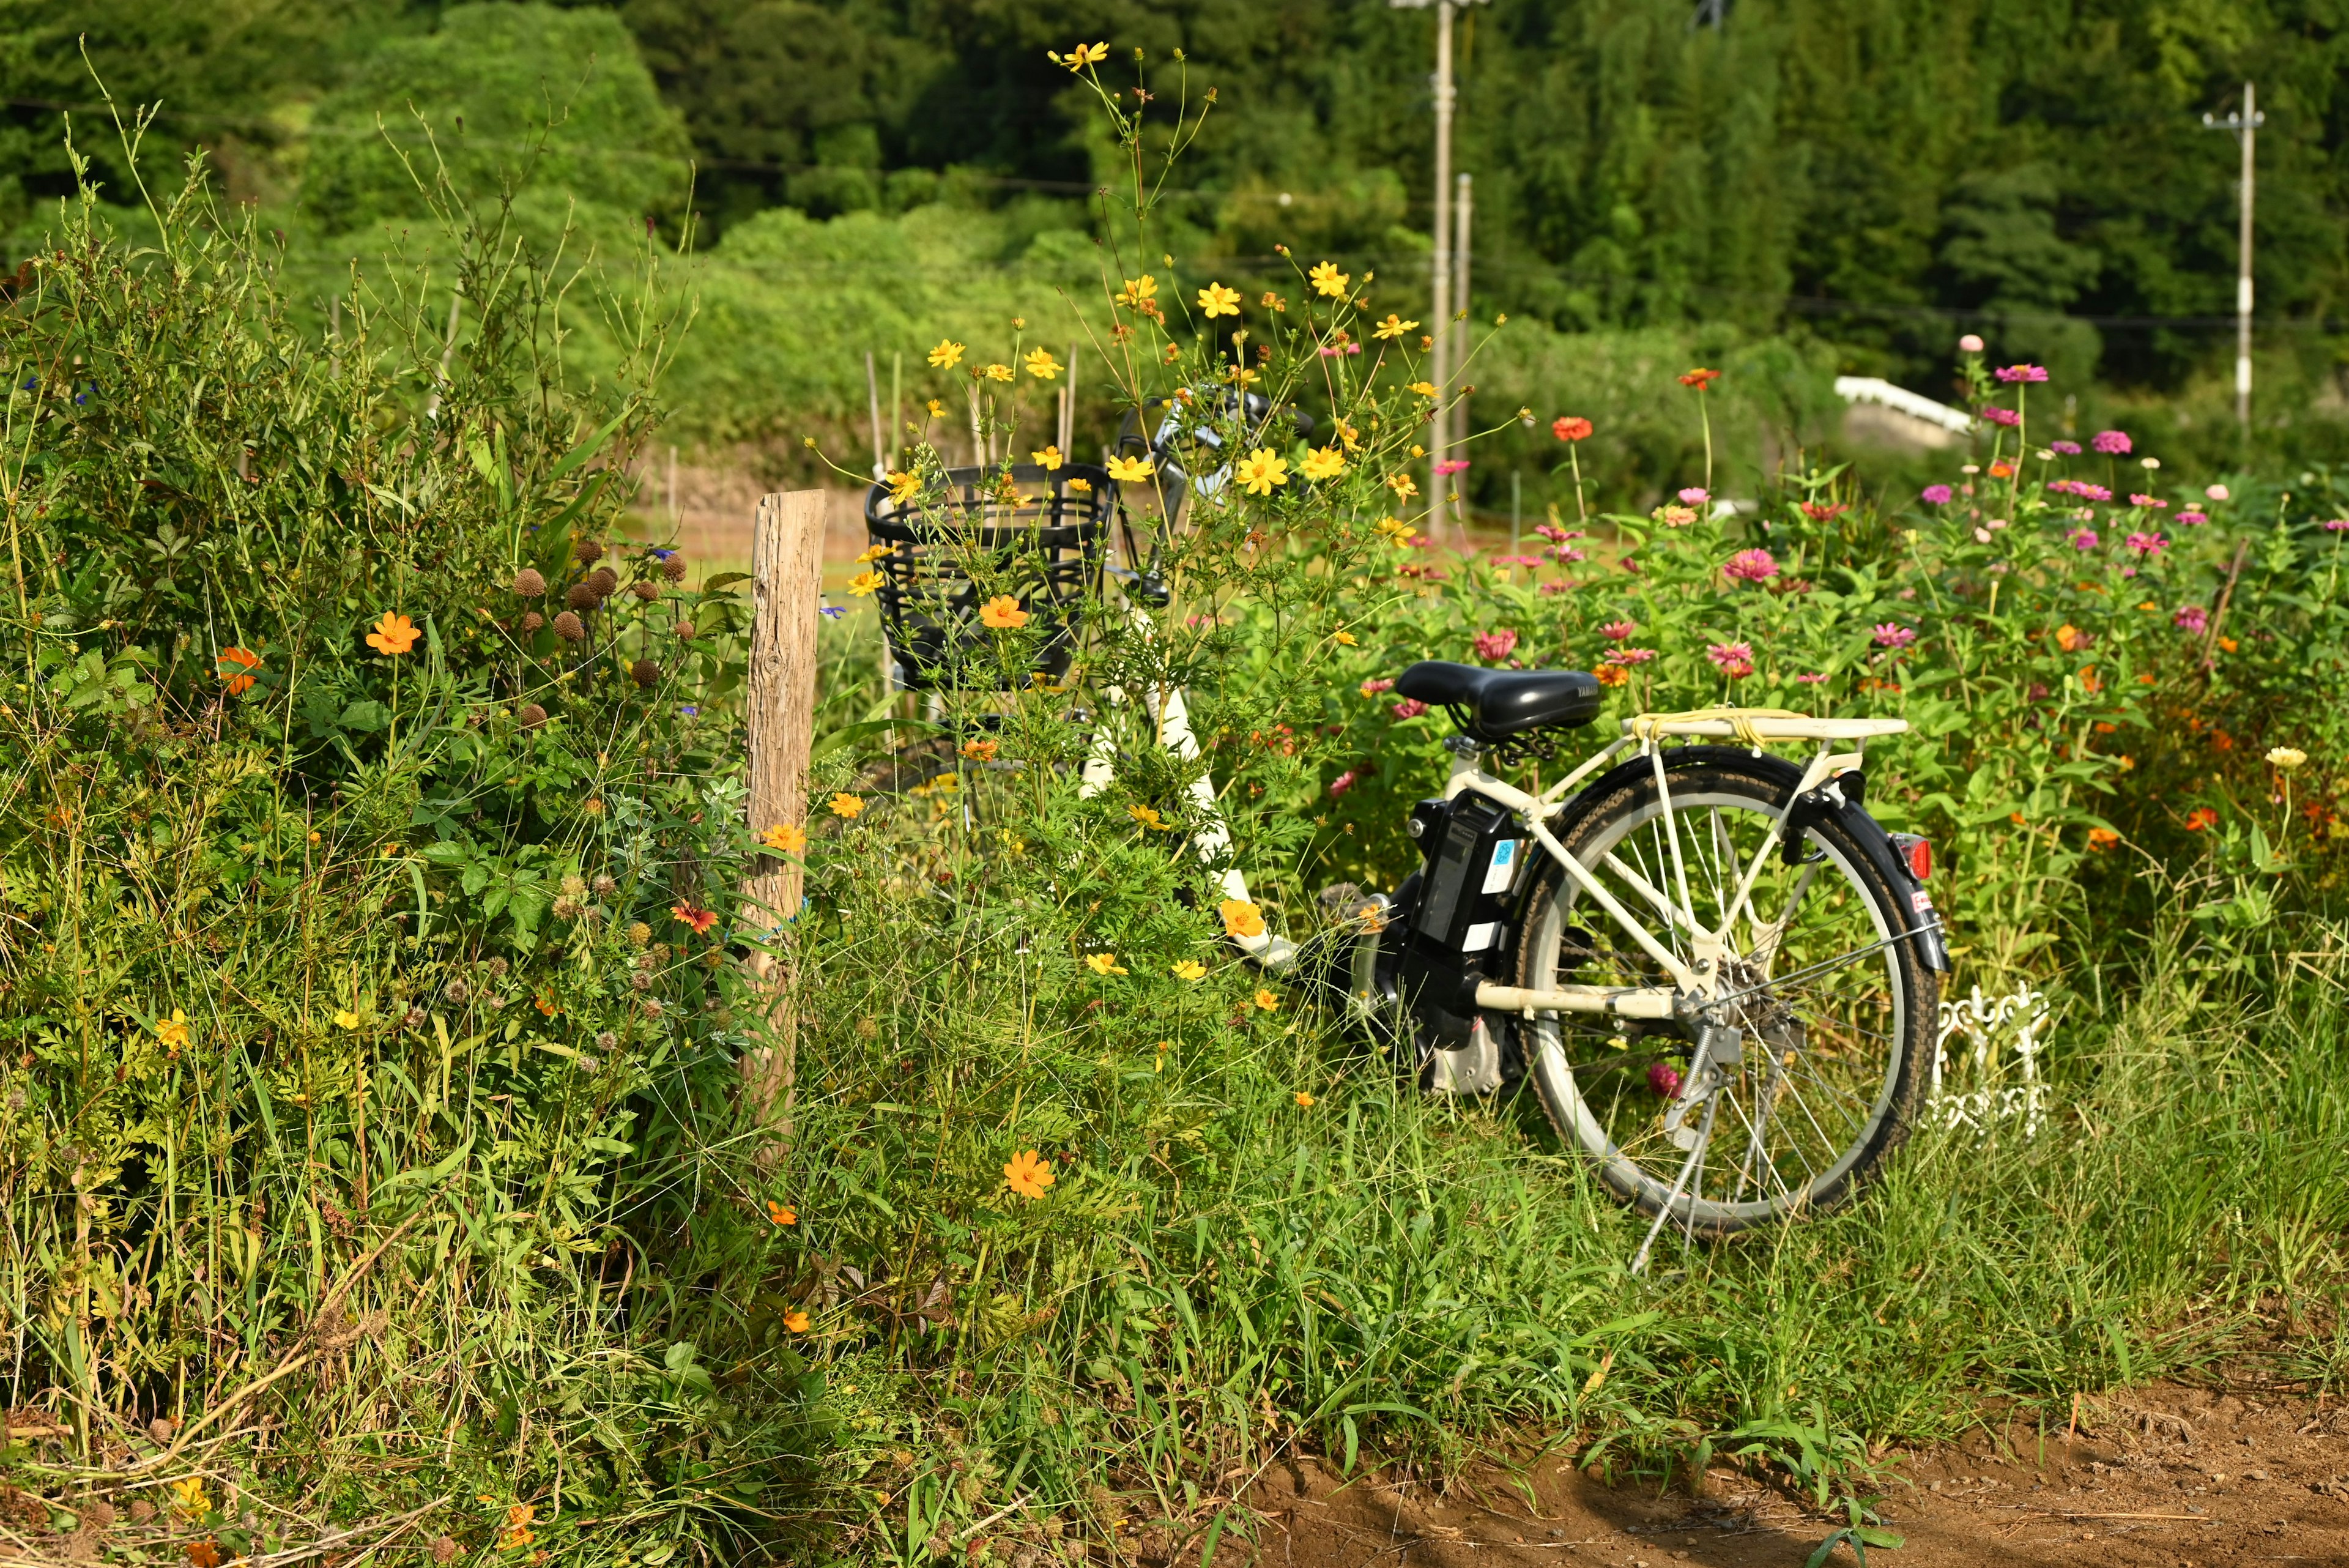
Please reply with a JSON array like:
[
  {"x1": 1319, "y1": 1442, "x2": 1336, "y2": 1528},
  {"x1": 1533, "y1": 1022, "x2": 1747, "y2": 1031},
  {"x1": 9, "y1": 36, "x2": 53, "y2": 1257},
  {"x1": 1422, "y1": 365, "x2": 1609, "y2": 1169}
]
[
  {"x1": 2325, "y1": 519, "x2": 2349, "y2": 533},
  {"x1": 1872, "y1": 623, "x2": 1917, "y2": 649},
  {"x1": 1534, "y1": 524, "x2": 1572, "y2": 543},
  {"x1": 1795, "y1": 672, "x2": 1828, "y2": 684},
  {"x1": 1603, "y1": 647, "x2": 1658, "y2": 666},
  {"x1": 1491, "y1": 554, "x2": 1545, "y2": 567},
  {"x1": 2205, "y1": 483, "x2": 2229, "y2": 500},
  {"x1": 2068, "y1": 527, "x2": 2099, "y2": 550},
  {"x1": 1994, "y1": 364, "x2": 2049, "y2": 382},
  {"x1": 1392, "y1": 699, "x2": 1429, "y2": 719},
  {"x1": 1723, "y1": 548, "x2": 1779, "y2": 582},
  {"x1": 1981, "y1": 406, "x2": 2021, "y2": 426},
  {"x1": 1599, "y1": 619, "x2": 1636, "y2": 642},
  {"x1": 1958, "y1": 333, "x2": 1984, "y2": 353},
  {"x1": 1359, "y1": 677, "x2": 1395, "y2": 696},
  {"x1": 1921, "y1": 484, "x2": 1953, "y2": 505},
  {"x1": 2050, "y1": 439, "x2": 2082, "y2": 455},
  {"x1": 1434, "y1": 459, "x2": 1471, "y2": 477},
  {"x1": 2173, "y1": 605, "x2": 2208, "y2": 633},
  {"x1": 2091, "y1": 429, "x2": 2131, "y2": 455},
  {"x1": 1472, "y1": 628, "x2": 1519, "y2": 661},
  {"x1": 2129, "y1": 494, "x2": 2165, "y2": 508},
  {"x1": 1552, "y1": 544, "x2": 1587, "y2": 563},
  {"x1": 1705, "y1": 642, "x2": 1755, "y2": 678},
  {"x1": 2178, "y1": 510, "x2": 2210, "y2": 526},
  {"x1": 1647, "y1": 1061, "x2": 1683, "y2": 1098},
  {"x1": 2125, "y1": 532, "x2": 2167, "y2": 559},
  {"x1": 2077, "y1": 483, "x2": 2112, "y2": 502},
  {"x1": 1328, "y1": 768, "x2": 1359, "y2": 796},
  {"x1": 1678, "y1": 487, "x2": 1710, "y2": 505}
]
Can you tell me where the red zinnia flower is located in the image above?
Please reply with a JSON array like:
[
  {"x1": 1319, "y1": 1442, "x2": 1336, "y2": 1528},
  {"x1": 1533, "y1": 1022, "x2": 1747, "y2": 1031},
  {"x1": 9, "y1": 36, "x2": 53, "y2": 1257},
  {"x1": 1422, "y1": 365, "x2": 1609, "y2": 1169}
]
[
  {"x1": 1551, "y1": 415, "x2": 1593, "y2": 442},
  {"x1": 1677, "y1": 368, "x2": 1721, "y2": 390}
]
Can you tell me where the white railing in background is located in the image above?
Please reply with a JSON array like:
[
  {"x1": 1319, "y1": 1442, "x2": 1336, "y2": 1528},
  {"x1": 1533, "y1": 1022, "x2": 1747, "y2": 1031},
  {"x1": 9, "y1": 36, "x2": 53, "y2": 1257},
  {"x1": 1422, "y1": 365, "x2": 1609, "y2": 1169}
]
[{"x1": 1929, "y1": 983, "x2": 2050, "y2": 1135}]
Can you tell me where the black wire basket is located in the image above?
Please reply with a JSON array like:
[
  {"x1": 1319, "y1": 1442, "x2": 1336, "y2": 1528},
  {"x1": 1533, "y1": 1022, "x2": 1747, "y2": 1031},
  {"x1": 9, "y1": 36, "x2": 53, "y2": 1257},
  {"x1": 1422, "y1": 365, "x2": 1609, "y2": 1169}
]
[{"x1": 863, "y1": 463, "x2": 1115, "y2": 693}]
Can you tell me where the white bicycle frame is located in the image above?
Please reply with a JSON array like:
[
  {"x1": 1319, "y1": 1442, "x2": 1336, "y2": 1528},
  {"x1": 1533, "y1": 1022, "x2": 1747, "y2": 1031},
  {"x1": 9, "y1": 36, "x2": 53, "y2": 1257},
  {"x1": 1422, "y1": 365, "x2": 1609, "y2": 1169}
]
[{"x1": 1456, "y1": 712, "x2": 1911, "y2": 1019}]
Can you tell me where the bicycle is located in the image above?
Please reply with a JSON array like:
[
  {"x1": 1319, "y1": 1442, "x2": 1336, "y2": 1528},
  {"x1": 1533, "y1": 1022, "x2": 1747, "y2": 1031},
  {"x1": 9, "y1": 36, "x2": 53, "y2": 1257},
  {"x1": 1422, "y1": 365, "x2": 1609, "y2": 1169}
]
[
  {"x1": 864, "y1": 400, "x2": 1945, "y2": 1265},
  {"x1": 1333, "y1": 672, "x2": 1947, "y2": 1268}
]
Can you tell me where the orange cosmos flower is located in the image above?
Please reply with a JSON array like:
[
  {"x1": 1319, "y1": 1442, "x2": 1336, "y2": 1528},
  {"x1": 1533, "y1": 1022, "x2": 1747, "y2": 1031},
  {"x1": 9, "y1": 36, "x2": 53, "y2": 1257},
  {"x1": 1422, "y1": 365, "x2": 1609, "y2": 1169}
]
[
  {"x1": 979, "y1": 596, "x2": 1029, "y2": 629},
  {"x1": 761, "y1": 823, "x2": 807, "y2": 853},
  {"x1": 962, "y1": 738, "x2": 1000, "y2": 762},
  {"x1": 1003, "y1": 1149, "x2": 1056, "y2": 1199},
  {"x1": 365, "y1": 612, "x2": 420, "y2": 656},
  {"x1": 1219, "y1": 899, "x2": 1266, "y2": 938},
  {"x1": 216, "y1": 646, "x2": 262, "y2": 694},
  {"x1": 2184, "y1": 808, "x2": 2218, "y2": 831},
  {"x1": 766, "y1": 1200, "x2": 797, "y2": 1225},
  {"x1": 784, "y1": 1309, "x2": 812, "y2": 1332}
]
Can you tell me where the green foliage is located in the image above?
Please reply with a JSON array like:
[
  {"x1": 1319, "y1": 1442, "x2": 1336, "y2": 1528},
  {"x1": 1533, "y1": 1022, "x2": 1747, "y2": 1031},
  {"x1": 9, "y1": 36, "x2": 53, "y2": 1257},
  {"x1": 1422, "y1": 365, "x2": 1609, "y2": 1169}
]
[
  {"x1": 302, "y1": 4, "x2": 692, "y2": 235},
  {"x1": 0, "y1": 151, "x2": 816, "y2": 1558}
]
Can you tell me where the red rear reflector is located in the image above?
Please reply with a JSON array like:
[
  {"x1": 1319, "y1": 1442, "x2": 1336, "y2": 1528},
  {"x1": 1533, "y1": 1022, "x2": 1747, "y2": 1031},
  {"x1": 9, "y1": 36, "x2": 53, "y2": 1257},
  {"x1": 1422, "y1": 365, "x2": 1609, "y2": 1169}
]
[{"x1": 1893, "y1": 834, "x2": 1932, "y2": 880}]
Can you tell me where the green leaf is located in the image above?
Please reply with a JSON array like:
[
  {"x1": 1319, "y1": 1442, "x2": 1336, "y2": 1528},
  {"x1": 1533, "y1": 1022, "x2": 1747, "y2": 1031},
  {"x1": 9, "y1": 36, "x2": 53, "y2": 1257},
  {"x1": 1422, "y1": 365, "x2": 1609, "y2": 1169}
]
[
  {"x1": 702, "y1": 571, "x2": 751, "y2": 592},
  {"x1": 812, "y1": 717, "x2": 941, "y2": 760},
  {"x1": 546, "y1": 407, "x2": 631, "y2": 483}
]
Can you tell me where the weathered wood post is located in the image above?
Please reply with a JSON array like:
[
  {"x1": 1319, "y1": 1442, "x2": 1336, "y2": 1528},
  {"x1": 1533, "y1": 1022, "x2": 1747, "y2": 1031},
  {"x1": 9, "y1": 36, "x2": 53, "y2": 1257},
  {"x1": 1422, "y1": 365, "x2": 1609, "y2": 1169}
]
[{"x1": 740, "y1": 489, "x2": 826, "y2": 1135}]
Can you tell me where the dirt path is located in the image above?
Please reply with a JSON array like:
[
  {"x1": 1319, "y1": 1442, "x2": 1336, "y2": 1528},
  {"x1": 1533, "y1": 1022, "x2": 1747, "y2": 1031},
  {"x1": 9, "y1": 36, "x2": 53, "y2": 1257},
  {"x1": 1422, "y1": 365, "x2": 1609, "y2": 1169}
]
[{"x1": 1242, "y1": 1384, "x2": 2349, "y2": 1566}]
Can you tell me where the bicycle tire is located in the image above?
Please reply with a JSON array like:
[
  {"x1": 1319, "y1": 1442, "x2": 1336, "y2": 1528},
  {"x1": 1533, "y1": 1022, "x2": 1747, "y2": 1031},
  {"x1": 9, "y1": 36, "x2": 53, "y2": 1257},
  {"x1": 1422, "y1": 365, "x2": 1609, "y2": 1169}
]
[{"x1": 1512, "y1": 750, "x2": 1934, "y2": 1236}]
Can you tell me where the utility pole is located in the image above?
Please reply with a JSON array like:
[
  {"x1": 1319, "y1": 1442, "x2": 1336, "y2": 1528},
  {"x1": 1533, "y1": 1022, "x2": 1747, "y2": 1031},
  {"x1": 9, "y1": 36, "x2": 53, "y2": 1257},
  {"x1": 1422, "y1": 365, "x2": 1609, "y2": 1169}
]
[
  {"x1": 1392, "y1": 0, "x2": 1486, "y2": 529},
  {"x1": 2204, "y1": 83, "x2": 2264, "y2": 428},
  {"x1": 1453, "y1": 169, "x2": 1472, "y2": 532}
]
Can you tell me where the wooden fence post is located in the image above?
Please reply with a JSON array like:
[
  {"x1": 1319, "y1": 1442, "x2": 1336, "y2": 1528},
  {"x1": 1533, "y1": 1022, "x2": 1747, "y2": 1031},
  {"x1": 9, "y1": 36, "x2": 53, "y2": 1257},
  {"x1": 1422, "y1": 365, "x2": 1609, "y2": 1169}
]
[{"x1": 740, "y1": 489, "x2": 826, "y2": 1135}]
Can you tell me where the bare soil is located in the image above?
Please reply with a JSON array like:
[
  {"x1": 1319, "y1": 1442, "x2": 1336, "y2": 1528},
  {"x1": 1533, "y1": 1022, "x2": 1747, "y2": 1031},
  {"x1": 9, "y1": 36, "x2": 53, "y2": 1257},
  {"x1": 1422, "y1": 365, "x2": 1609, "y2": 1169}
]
[{"x1": 1239, "y1": 1384, "x2": 2349, "y2": 1567}]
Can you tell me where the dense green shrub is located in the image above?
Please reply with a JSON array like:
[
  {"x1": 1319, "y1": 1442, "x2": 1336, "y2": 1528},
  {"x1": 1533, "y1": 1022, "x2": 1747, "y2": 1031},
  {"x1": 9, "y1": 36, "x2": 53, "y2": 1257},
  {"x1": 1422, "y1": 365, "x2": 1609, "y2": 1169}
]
[{"x1": 0, "y1": 154, "x2": 817, "y2": 1559}]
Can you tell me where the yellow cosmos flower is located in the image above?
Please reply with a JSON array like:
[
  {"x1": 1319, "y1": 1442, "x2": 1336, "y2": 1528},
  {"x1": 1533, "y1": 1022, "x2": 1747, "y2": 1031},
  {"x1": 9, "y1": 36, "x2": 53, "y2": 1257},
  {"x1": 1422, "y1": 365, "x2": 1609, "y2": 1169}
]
[
  {"x1": 333, "y1": 1009, "x2": 360, "y2": 1030},
  {"x1": 1055, "y1": 41, "x2": 1108, "y2": 70},
  {"x1": 1300, "y1": 447, "x2": 1346, "y2": 481},
  {"x1": 1104, "y1": 454, "x2": 1154, "y2": 483},
  {"x1": 1171, "y1": 960, "x2": 1206, "y2": 981},
  {"x1": 831, "y1": 793, "x2": 865, "y2": 819},
  {"x1": 1406, "y1": 381, "x2": 1439, "y2": 398},
  {"x1": 1294, "y1": 1091, "x2": 1315, "y2": 1108},
  {"x1": 1255, "y1": 989, "x2": 1279, "y2": 1011},
  {"x1": 1373, "y1": 313, "x2": 1419, "y2": 340},
  {"x1": 1219, "y1": 899, "x2": 1266, "y2": 938},
  {"x1": 848, "y1": 570, "x2": 884, "y2": 597},
  {"x1": 1023, "y1": 348, "x2": 1061, "y2": 379},
  {"x1": 174, "y1": 1476, "x2": 209, "y2": 1516},
  {"x1": 1031, "y1": 444, "x2": 1064, "y2": 471},
  {"x1": 1332, "y1": 630, "x2": 1357, "y2": 646},
  {"x1": 157, "y1": 1008, "x2": 190, "y2": 1055},
  {"x1": 1236, "y1": 448, "x2": 1290, "y2": 496},
  {"x1": 925, "y1": 398, "x2": 946, "y2": 417},
  {"x1": 1128, "y1": 803, "x2": 1171, "y2": 830},
  {"x1": 1085, "y1": 953, "x2": 1127, "y2": 976},
  {"x1": 1387, "y1": 473, "x2": 1420, "y2": 501},
  {"x1": 1225, "y1": 364, "x2": 1260, "y2": 388},
  {"x1": 762, "y1": 823, "x2": 807, "y2": 854},
  {"x1": 1309, "y1": 260, "x2": 1350, "y2": 297},
  {"x1": 1373, "y1": 516, "x2": 1413, "y2": 537},
  {"x1": 855, "y1": 542, "x2": 899, "y2": 565},
  {"x1": 1066, "y1": 477, "x2": 1093, "y2": 492},
  {"x1": 885, "y1": 470, "x2": 921, "y2": 504},
  {"x1": 982, "y1": 362, "x2": 1014, "y2": 382},
  {"x1": 927, "y1": 339, "x2": 965, "y2": 370},
  {"x1": 1115, "y1": 274, "x2": 1157, "y2": 308},
  {"x1": 1197, "y1": 281, "x2": 1242, "y2": 319}
]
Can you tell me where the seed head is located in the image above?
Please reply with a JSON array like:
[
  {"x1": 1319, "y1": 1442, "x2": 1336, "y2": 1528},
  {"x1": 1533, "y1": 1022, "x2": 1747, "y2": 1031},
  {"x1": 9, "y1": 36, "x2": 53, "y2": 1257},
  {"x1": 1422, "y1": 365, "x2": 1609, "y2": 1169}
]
[
  {"x1": 519, "y1": 611, "x2": 544, "y2": 633},
  {"x1": 595, "y1": 1030, "x2": 618, "y2": 1052},
  {"x1": 629, "y1": 579, "x2": 660, "y2": 601},
  {"x1": 513, "y1": 568, "x2": 546, "y2": 597},
  {"x1": 484, "y1": 957, "x2": 509, "y2": 978},
  {"x1": 631, "y1": 658, "x2": 659, "y2": 688},
  {"x1": 588, "y1": 566, "x2": 619, "y2": 598},
  {"x1": 432, "y1": 1537, "x2": 461, "y2": 1565},
  {"x1": 661, "y1": 554, "x2": 688, "y2": 581},
  {"x1": 630, "y1": 970, "x2": 653, "y2": 992},
  {"x1": 553, "y1": 611, "x2": 587, "y2": 641},
  {"x1": 674, "y1": 620, "x2": 697, "y2": 639},
  {"x1": 626, "y1": 921, "x2": 652, "y2": 947},
  {"x1": 445, "y1": 978, "x2": 471, "y2": 1004},
  {"x1": 565, "y1": 582, "x2": 601, "y2": 612},
  {"x1": 592, "y1": 873, "x2": 617, "y2": 896},
  {"x1": 518, "y1": 702, "x2": 549, "y2": 729},
  {"x1": 574, "y1": 538, "x2": 604, "y2": 565},
  {"x1": 128, "y1": 1501, "x2": 157, "y2": 1526}
]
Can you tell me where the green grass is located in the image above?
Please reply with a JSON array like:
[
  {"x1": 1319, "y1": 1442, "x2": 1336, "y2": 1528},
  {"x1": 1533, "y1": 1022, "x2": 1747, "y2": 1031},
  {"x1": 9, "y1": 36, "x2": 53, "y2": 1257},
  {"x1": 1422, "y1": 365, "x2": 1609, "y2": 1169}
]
[{"x1": 769, "y1": 850, "x2": 2349, "y2": 1561}]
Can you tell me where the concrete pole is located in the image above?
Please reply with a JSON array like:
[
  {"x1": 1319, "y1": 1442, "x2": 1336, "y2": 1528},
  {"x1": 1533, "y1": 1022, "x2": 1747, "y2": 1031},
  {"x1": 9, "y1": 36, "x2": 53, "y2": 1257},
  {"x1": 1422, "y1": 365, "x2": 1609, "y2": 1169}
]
[
  {"x1": 1428, "y1": 0, "x2": 1453, "y2": 522},
  {"x1": 1453, "y1": 169, "x2": 1473, "y2": 531},
  {"x1": 2236, "y1": 81, "x2": 2256, "y2": 429}
]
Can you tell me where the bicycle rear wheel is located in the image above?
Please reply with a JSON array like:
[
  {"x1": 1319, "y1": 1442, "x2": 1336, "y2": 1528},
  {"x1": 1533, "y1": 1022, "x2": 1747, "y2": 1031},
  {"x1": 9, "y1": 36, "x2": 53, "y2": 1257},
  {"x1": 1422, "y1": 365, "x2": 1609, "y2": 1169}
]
[{"x1": 1513, "y1": 751, "x2": 1934, "y2": 1235}]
